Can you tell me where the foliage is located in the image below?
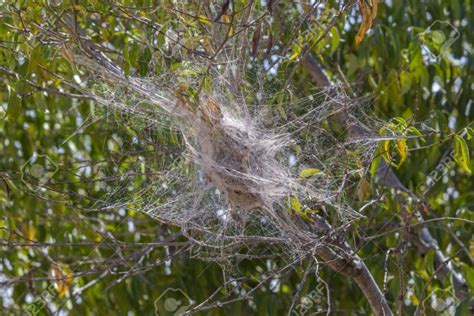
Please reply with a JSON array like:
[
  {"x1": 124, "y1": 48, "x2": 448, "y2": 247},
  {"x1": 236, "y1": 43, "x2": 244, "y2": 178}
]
[{"x1": 0, "y1": 0, "x2": 472, "y2": 315}]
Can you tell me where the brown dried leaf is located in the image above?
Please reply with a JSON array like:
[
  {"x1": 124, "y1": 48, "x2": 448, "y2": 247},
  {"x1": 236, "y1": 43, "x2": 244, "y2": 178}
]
[
  {"x1": 51, "y1": 267, "x2": 73, "y2": 297},
  {"x1": 371, "y1": 0, "x2": 378, "y2": 20},
  {"x1": 355, "y1": 0, "x2": 378, "y2": 46}
]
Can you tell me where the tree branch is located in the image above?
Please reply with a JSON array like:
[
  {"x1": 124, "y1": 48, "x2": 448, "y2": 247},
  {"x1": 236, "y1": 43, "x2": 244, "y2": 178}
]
[
  {"x1": 300, "y1": 54, "x2": 392, "y2": 315},
  {"x1": 311, "y1": 215, "x2": 392, "y2": 315},
  {"x1": 302, "y1": 53, "x2": 472, "y2": 311}
]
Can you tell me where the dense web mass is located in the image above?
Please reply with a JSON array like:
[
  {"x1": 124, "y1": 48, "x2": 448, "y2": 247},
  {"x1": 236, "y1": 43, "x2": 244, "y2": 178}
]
[
  {"x1": 1, "y1": 2, "x2": 471, "y2": 315},
  {"x1": 73, "y1": 55, "x2": 382, "y2": 261}
]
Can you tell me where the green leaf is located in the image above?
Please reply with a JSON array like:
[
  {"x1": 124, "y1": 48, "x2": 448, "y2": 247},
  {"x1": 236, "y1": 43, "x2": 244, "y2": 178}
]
[
  {"x1": 465, "y1": 127, "x2": 474, "y2": 140},
  {"x1": 201, "y1": 75, "x2": 213, "y2": 92},
  {"x1": 289, "y1": 196, "x2": 302, "y2": 213},
  {"x1": 407, "y1": 126, "x2": 425, "y2": 142},
  {"x1": 461, "y1": 263, "x2": 474, "y2": 291},
  {"x1": 368, "y1": 74, "x2": 378, "y2": 89},
  {"x1": 5, "y1": 85, "x2": 21, "y2": 119},
  {"x1": 276, "y1": 104, "x2": 287, "y2": 120},
  {"x1": 430, "y1": 30, "x2": 446, "y2": 44},
  {"x1": 289, "y1": 50, "x2": 300, "y2": 60},
  {"x1": 27, "y1": 45, "x2": 42, "y2": 77},
  {"x1": 123, "y1": 41, "x2": 130, "y2": 64},
  {"x1": 386, "y1": 70, "x2": 402, "y2": 106},
  {"x1": 370, "y1": 145, "x2": 382, "y2": 177},
  {"x1": 138, "y1": 47, "x2": 152, "y2": 76},
  {"x1": 455, "y1": 299, "x2": 471, "y2": 316},
  {"x1": 399, "y1": 71, "x2": 412, "y2": 94},
  {"x1": 299, "y1": 168, "x2": 321, "y2": 178},
  {"x1": 453, "y1": 135, "x2": 471, "y2": 175},
  {"x1": 179, "y1": 69, "x2": 199, "y2": 76},
  {"x1": 381, "y1": 140, "x2": 392, "y2": 164},
  {"x1": 424, "y1": 248, "x2": 435, "y2": 274},
  {"x1": 289, "y1": 37, "x2": 302, "y2": 60},
  {"x1": 329, "y1": 27, "x2": 340, "y2": 54},
  {"x1": 129, "y1": 42, "x2": 140, "y2": 66},
  {"x1": 392, "y1": 117, "x2": 407, "y2": 128}
]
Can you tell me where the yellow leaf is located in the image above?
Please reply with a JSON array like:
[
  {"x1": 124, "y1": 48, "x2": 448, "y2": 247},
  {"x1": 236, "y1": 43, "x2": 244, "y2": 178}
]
[
  {"x1": 454, "y1": 135, "x2": 472, "y2": 174},
  {"x1": 289, "y1": 35, "x2": 303, "y2": 60},
  {"x1": 95, "y1": 232, "x2": 103, "y2": 242},
  {"x1": 51, "y1": 267, "x2": 72, "y2": 297},
  {"x1": 289, "y1": 196, "x2": 314, "y2": 221},
  {"x1": 21, "y1": 223, "x2": 36, "y2": 241},
  {"x1": 299, "y1": 168, "x2": 321, "y2": 178},
  {"x1": 396, "y1": 138, "x2": 408, "y2": 167},
  {"x1": 289, "y1": 48, "x2": 301, "y2": 60},
  {"x1": 222, "y1": 15, "x2": 233, "y2": 36},
  {"x1": 289, "y1": 196, "x2": 302, "y2": 213},
  {"x1": 381, "y1": 140, "x2": 391, "y2": 163},
  {"x1": 222, "y1": 14, "x2": 231, "y2": 24},
  {"x1": 198, "y1": 15, "x2": 212, "y2": 26},
  {"x1": 28, "y1": 224, "x2": 36, "y2": 240},
  {"x1": 411, "y1": 294, "x2": 419, "y2": 306}
]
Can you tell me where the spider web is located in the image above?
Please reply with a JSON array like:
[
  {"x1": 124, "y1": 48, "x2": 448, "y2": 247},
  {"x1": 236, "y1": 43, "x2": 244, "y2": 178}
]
[{"x1": 70, "y1": 55, "x2": 384, "y2": 263}]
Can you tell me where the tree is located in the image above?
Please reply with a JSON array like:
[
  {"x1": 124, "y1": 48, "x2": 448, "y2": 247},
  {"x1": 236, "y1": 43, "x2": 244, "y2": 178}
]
[{"x1": 0, "y1": 1, "x2": 472, "y2": 315}]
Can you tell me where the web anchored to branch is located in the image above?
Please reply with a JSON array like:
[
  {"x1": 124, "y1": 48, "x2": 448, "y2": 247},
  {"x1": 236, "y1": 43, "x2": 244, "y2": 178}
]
[{"x1": 74, "y1": 56, "x2": 382, "y2": 263}]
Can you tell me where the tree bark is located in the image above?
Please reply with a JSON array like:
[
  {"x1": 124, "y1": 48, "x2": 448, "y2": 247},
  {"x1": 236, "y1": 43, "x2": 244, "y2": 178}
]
[{"x1": 312, "y1": 215, "x2": 393, "y2": 315}]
